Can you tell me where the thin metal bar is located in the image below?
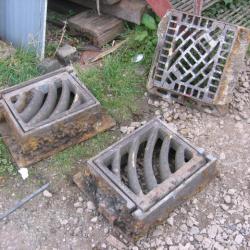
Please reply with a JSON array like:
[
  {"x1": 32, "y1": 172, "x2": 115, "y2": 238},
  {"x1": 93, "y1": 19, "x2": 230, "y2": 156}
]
[
  {"x1": 19, "y1": 89, "x2": 44, "y2": 122},
  {"x1": 128, "y1": 139, "x2": 143, "y2": 195},
  {"x1": 0, "y1": 183, "x2": 50, "y2": 221},
  {"x1": 29, "y1": 84, "x2": 57, "y2": 124},
  {"x1": 143, "y1": 128, "x2": 158, "y2": 190}
]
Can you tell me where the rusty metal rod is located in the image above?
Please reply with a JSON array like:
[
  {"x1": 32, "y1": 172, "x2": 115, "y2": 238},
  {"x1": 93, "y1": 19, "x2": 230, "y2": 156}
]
[{"x1": 0, "y1": 183, "x2": 49, "y2": 221}]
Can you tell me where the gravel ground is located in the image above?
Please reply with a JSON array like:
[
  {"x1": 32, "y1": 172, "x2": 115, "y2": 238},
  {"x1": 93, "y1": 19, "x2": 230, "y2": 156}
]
[{"x1": 0, "y1": 62, "x2": 250, "y2": 249}]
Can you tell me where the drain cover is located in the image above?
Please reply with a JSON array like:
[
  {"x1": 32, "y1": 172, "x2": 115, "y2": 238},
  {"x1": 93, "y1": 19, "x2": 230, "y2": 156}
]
[
  {"x1": 172, "y1": 0, "x2": 218, "y2": 13},
  {"x1": 217, "y1": 7, "x2": 250, "y2": 28},
  {"x1": 0, "y1": 67, "x2": 115, "y2": 167},
  {"x1": 4, "y1": 71, "x2": 95, "y2": 131},
  {"x1": 74, "y1": 118, "x2": 217, "y2": 239},
  {"x1": 148, "y1": 10, "x2": 250, "y2": 114},
  {"x1": 204, "y1": 1, "x2": 250, "y2": 28}
]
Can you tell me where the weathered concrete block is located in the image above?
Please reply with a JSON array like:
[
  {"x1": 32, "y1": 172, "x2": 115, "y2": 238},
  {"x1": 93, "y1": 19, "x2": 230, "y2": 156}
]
[
  {"x1": 38, "y1": 58, "x2": 62, "y2": 74},
  {"x1": 56, "y1": 44, "x2": 78, "y2": 65}
]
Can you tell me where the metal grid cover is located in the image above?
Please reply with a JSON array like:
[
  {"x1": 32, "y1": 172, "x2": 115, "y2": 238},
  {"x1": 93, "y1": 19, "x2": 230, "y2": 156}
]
[
  {"x1": 203, "y1": 0, "x2": 250, "y2": 28},
  {"x1": 172, "y1": 0, "x2": 219, "y2": 13},
  {"x1": 152, "y1": 10, "x2": 238, "y2": 104}
]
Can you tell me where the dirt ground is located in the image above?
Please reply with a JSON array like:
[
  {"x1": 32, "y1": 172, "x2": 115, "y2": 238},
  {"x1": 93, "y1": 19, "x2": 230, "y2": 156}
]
[{"x1": 0, "y1": 65, "x2": 250, "y2": 250}]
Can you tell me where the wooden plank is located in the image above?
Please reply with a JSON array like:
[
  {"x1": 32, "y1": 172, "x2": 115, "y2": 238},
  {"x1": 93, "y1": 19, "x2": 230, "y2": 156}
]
[
  {"x1": 68, "y1": 10, "x2": 124, "y2": 47},
  {"x1": 69, "y1": 0, "x2": 147, "y2": 24}
]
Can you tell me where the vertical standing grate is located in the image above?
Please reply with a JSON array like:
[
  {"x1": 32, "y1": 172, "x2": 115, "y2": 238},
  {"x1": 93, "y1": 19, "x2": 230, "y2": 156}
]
[
  {"x1": 153, "y1": 11, "x2": 236, "y2": 103},
  {"x1": 148, "y1": 10, "x2": 250, "y2": 113}
]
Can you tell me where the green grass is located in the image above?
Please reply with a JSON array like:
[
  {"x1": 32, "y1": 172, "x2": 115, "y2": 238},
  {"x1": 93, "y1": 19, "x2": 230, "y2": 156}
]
[
  {"x1": 0, "y1": 49, "x2": 39, "y2": 87},
  {"x1": 78, "y1": 57, "x2": 145, "y2": 121},
  {"x1": 0, "y1": 49, "x2": 39, "y2": 176},
  {"x1": 50, "y1": 131, "x2": 119, "y2": 175},
  {"x1": 0, "y1": 139, "x2": 17, "y2": 176},
  {"x1": 78, "y1": 32, "x2": 156, "y2": 122}
]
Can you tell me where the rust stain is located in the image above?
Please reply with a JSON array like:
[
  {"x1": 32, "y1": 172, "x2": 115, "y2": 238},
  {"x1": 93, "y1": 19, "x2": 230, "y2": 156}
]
[{"x1": 214, "y1": 27, "x2": 250, "y2": 105}]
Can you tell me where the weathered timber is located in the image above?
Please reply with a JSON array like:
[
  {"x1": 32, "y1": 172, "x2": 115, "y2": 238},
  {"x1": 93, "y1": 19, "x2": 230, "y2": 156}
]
[
  {"x1": 68, "y1": 10, "x2": 124, "y2": 47},
  {"x1": 69, "y1": 0, "x2": 147, "y2": 24}
]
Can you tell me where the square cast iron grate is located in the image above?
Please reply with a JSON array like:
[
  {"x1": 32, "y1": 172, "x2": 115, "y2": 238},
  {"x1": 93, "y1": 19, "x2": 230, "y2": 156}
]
[
  {"x1": 3, "y1": 70, "x2": 95, "y2": 131},
  {"x1": 75, "y1": 118, "x2": 217, "y2": 238},
  {"x1": 149, "y1": 10, "x2": 250, "y2": 105},
  {"x1": 152, "y1": 10, "x2": 237, "y2": 104}
]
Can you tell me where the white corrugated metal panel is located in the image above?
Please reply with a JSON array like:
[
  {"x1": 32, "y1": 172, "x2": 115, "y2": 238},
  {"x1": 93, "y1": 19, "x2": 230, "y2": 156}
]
[{"x1": 0, "y1": 0, "x2": 48, "y2": 59}]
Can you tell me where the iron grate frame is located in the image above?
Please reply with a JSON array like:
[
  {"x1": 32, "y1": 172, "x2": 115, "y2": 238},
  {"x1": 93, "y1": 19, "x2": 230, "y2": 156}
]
[
  {"x1": 89, "y1": 118, "x2": 212, "y2": 212},
  {"x1": 2, "y1": 70, "x2": 96, "y2": 132},
  {"x1": 151, "y1": 10, "x2": 238, "y2": 105}
]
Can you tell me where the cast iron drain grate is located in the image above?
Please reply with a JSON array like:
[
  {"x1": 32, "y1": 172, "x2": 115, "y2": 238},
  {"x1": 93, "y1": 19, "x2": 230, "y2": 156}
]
[
  {"x1": 74, "y1": 118, "x2": 217, "y2": 239},
  {"x1": 0, "y1": 67, "x2": 115, "y2": 167},
  {"x1": 3, "y1": 71, "x2": 95, "y2": 131},
  {"x1": 148, "y1": 10, "x2": 250, "y2": 114}
]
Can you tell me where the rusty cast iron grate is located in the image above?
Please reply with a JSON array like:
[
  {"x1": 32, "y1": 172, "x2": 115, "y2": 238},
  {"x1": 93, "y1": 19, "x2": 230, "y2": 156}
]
[
  {"x1": 152, "y1": 11, "x2": 236, "y2": 103},
  {"x1": 74, "y1": 118, "x2": 217, "y2": 238},
  {"x1": 148, "y1": 10, "x2": 250, "y2": 114},
  {"x1": 4, "y1": 71, "x2": 95, "y2": 131},
  {"x1": 0, "y1": 67, "x2": 115, "y2": 167}
]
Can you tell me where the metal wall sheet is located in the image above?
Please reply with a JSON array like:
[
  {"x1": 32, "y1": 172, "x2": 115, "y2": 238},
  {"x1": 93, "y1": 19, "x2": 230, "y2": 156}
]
[{"x1": 0, "y1": 0, "x2": 47, "y2": 59}]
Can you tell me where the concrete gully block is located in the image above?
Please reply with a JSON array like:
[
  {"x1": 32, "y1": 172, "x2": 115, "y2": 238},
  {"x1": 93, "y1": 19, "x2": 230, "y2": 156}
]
[
  {"x1": 147, "y1": 10, "x2": 250, "y2": 116},
  {"x1": 74, "y1": 118, "x2": 217, "y2": 240},
  {"x1": 0, "y1": 67, "x2": 115, "y2": 167}
]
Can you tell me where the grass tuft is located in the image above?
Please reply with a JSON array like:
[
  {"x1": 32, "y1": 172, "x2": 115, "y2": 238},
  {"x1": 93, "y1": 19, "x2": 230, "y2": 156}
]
[
  {"x1": 0, "y1": 49, "x2": 39, "y2": 87},
  {"x1": 0, "y1": 49, "x2": 39, "y2": 176},
  {"x1": 50, "y1": 131, "x2": 118, "y2": 174},
  {"x1": 78, "y1": 32, "x2": 156, "y2": 122},
  {"x1": 0, "y1": 139, "x2": 17, "y2": 176}
]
